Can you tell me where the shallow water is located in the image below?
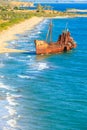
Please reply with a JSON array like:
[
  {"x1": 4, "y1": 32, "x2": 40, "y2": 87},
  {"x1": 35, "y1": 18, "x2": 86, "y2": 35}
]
[{"x1": 0, "y1": 16, "x2": 87, "y2": 130}]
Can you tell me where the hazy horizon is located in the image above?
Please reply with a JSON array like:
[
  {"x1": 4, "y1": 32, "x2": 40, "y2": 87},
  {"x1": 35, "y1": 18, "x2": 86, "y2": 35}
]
[{"x1": 18, "y1": 0, "x2": 87, "y2": 3}]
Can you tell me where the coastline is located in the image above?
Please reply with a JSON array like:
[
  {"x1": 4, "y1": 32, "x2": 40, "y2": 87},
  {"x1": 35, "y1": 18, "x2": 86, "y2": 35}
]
[
  {"x1": 0, "y1": 15, "x2": 87, "y2": 54},
  {"x1": 53, "y1": 15, "x2": 87, "y2": 19},
  {"x1": 66, "y1": 9, "x2": 87, "y2": 13},
  {"x1": 0, "y1": 17, "x2": 44, "y2": 53}
]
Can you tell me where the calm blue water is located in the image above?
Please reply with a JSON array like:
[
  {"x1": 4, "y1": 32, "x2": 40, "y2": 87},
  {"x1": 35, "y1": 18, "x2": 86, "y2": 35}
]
[
  {"x1": 25, "y1": 3, "x2": 87, "y2": 12},
  {"x1": 0, "y1": 4, "x2": 87, "y2": 130},
  {"x1": 39, "y1": 3, "x2": 87, "y2": 11}
]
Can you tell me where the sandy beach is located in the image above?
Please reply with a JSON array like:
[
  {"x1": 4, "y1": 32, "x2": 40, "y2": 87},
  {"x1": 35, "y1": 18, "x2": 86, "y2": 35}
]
[{"x1": 0, "y1": 17, "x2": 44, "y2": 53}]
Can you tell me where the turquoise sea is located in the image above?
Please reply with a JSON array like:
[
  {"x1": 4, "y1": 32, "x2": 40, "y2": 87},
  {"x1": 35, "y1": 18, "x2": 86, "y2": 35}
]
[{"x1": 0, "y1": 4, "x2": 87, "y2": 130}]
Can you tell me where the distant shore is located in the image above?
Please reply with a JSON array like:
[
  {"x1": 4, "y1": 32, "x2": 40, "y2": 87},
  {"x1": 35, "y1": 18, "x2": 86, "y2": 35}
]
[
  {"x1": 66, "y1": 9, "x2": 87, "y2": 13},
  {"x1": 54, "y1": 14, "x2": 87, "y2": 19},
  {"x1": 0, "y1": 17, "x2": 44, "y2": 53}
]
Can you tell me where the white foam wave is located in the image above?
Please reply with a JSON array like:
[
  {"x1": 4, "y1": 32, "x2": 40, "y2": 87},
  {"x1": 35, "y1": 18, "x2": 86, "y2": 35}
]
[
  {"x1": 3, "y1": 126, "x2": 11, "y2": 130},
  {"x1": 6, "y1": 93, "x2": 19, "y2": 106},
  {"x1": 38, "y1": 63, "x2": 49, "y2": 70},
  {"x1": 5, "y1": 106, "x2": 17, "y2": 116},
  {"x1": 0, "y1": 83, "x2": 10, "y2": 90},
  {"x1": 0, "y1": 62, "x2": 5, "y2": 68},
  {"x1": 8, "y1": 56, "x2": 16, "y2": 60},
  {"x1": 7, "y1": 93, "x2": 22, "y2": 99},
  {"x1": 0, "y1": 75, "x2": 4, "y2": 78},
  {"x1": 27, "y1": 55, "x2": 31, "y2": 58},
  {"x1": 2, "y1": 114, "x2": 10, "y2": 119},
  {"x1": 17, "y1": 59, "x2": 25, "y2": 62},
  {"x1": 35, "y1": 19, "x2": 49, "y2": 29},
  {"x1": 7, "y1": 119, "x2": 17, "y2": 128},
  {"x1": 37, "y1": 31, "x2": 41, "y2": 34},
  {"x1": 34, "y1": 62, "x2": 49, "y2": 71},
  {"x1": 29, "y1": 35, "x2": 38, "y2": 39},
  {"x1": 18, "y1": 74, "x2": 31, "y2": 79},
  {"x1": 5, "y1": 53, "x2": 9, "y2": 57},
  {"x1": 5, "y1": 53, "x2": 16, "y2": 60},
  {"x1": 5, "y1": 53, "x2": 14, "y2": 59},
  {"x1": 0, "y1": 83, "x2": 15, "y2": 91},
  {"x1": 11, "y1": 41, "x2": 16, "y2": 44}
]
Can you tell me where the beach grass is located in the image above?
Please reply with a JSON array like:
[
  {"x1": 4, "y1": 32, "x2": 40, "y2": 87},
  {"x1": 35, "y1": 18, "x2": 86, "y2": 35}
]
[
  {"x1": 0, "y1": 11, "x2": 35, "y2": 31},
  {"x1": 0, "y1": 7, "x2": 87, "y2": 32}
]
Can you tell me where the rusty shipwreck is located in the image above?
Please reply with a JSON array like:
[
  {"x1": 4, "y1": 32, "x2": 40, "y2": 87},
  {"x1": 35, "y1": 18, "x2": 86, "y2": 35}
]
[{"x1": 34, "y1": 21, "x2": 76, "y2": 55}]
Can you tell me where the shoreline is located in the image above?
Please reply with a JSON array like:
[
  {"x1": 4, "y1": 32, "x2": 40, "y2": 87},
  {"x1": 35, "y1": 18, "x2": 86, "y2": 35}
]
[
  {"x1": 53, "y1": 15, "x2": 87, "y2": 19},
  {"x1": 66, "y1": 9, "x2": 87, "y2": 13},
  {"x1": 0, "y1": 15, "x2": 87, "y2": 54},
  {"x1": 0, "y1": 17, "x2": 44, "y2": 53}
]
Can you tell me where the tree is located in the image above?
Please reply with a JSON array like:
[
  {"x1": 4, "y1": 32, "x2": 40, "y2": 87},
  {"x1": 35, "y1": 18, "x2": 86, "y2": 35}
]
[
  {"x1": 14, "y1": 6, "x2": 19, "y2": 10},
  {"x1": 36, "y1": 4, "x2": 44, "y2": 12}
]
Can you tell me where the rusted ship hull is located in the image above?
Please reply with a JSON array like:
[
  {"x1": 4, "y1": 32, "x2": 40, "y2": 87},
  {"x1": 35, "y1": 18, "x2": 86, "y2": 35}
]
[
  {"x1": 34, "y1": 40, "x2": 76, "y2": 55},
  {"x1": 34, "y1": 31, "x2": 76, "y2": 55}
]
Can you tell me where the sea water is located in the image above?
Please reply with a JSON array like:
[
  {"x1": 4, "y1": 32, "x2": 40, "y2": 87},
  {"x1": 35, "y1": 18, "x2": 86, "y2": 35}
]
[
  {"x1": 0, "y1": 4, "x2": 87, "y2": 130},
  {"x1": 28, "y1": 3, "x2": 87, "y2": 13}
]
